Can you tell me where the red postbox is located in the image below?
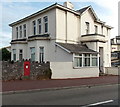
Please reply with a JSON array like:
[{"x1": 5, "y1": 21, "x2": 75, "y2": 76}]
[{"x1": 24, "y1": 61, "x2": 30, "y2": 76}]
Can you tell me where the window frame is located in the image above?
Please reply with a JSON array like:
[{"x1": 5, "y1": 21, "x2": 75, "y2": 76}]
[
  {"x1": 16, "y1": 27, "x2": 18, "y2": 39},
  {"x1": 38, "y1": 18, "x2": 42, "y2": 34},
  {"x1": 39, "y1": 47, "x2": 44, "y2": 63},
  {"x1": 13, "y1": 49, "x2": 16, "y2": 61},
  {"x1": 30, "y1": 47, "x2": 35, "y2": 61},
  {"x1": 19, "y1": 49, "x2": 23, "y2": 60},
  {"x1": 23, "y1": 24, "x2": 26, "y2": 37},
  {"x1": 85, "y1": 22, "x2": 90, "y2": 34},
  {"x1": 19, "y1": 25, "x2": 22, "y2": 38},
  {"x1": 43, "y1": 16, "x2": 48, "y2": 33},
  {"x1": 73, "y1": 53, "x2": 98, "y2": 68},
  {"x1": 33, "y1": 20, "x2": 36, "y2": 35},
  {"x1": 94, "y1": 25, "x2": 98, "y2": 34}
]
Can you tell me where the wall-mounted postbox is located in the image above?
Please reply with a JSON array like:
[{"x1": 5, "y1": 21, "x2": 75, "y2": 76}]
[{"x1": 24, "y1": 61, "x2": 30, "y2": 76}]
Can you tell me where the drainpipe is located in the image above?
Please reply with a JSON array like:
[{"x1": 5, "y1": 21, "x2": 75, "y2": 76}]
[{"x1": 65, "y1": 11, "x2": 67, "y2": 43}]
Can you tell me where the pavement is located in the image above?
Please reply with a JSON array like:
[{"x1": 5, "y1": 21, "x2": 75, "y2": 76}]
[{"x1": 1, "y1": 75, "x2": 119, "y2": 94}]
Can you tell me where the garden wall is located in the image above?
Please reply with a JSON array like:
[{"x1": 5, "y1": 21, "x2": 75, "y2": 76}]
[{"x1": 2, "y1": 61, "x2": 51, "y2": 81}]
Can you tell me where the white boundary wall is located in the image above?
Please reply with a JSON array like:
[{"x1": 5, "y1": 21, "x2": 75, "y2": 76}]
[
  {"x1": 105, "y1": 67, "x2": 119, "y2": 75},
  {"x1": 50, "y1": 62, "x2": 99, "y2": 79}
]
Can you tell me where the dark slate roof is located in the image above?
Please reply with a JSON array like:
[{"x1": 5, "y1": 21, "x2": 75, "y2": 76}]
[
  {"x1": 56, "y1": 42, "x2": 98, "y2": 54},
  {"x1": 76, "y1": 6, "x2": 90, "y2": 14}
]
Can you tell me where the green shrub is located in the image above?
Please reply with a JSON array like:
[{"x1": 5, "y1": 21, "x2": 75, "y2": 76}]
[{"x1": 44, "y1": 68, "x2": 52, "y2": 79}]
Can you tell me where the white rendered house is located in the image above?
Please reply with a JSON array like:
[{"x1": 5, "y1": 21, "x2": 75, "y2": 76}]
[{"x1": 10, "y1": 2, "x2": 112, "y2": 79}]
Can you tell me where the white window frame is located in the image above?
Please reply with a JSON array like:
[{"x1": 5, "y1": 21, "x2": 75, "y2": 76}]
[
  {"x1": 16, "y1": 27, "x2": 18, "y2": 39},
  {"x1": 19, "y1": 25, "x2": 22, "y2": 38},
  {"x1": 101, "y1": 25, "x2": 103, "y2": 35},
  {"x1": 13, "y1": 49, "x2": 16, "y2": 61},
  {"x1": 23, "y1": 24, "x2": 26, "y2": 37},
  {"x1": 83, "y1": 54, "x2": 90, "y2": 67},
  {"x1": 19, "y1": 49, "x2": 23, "y2": 60},
  {"x1": 43, "y1": 16, "x2": 48, "y2": 33},
  {"x1": 86, "y1": 22, "x2": 89, "y2": 34},
  {"x1": 74, "y1": 54, "x2": 83, "y2": 67},
  {"x1": 38, "y1": 18, "x2": 42, "y2": 34},
  {"x1": 30, "y1": 47, "x2": 35, "y2": 61},
  {"x1": 73, "y1": 53, "x2": 98, "y2": 68},
  {"x1": 95, "y1": 25, "x2": 98, "y2": 34},
  {"x1": 91, "y1": 54, "x2": 98, "y2": 67},
  {"x1": 39, "y1": 47, "x2": 44, "y2": 63},
  {"x1": 33, "y1": 20, "x2": 36, "y2": 35}
]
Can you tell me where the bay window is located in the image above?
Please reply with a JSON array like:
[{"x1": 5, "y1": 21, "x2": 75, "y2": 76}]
[{"x1": 74, "y1": 53, "x2": 98, "y2": 68}]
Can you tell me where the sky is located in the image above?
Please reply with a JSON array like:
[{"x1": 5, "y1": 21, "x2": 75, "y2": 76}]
[{"x1": 0, "y1": 0, "x2": 119, "y2": 48}]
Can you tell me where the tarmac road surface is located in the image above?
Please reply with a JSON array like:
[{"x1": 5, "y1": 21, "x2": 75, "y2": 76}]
[{"x1": 2, "y1": 84, "x2": 119, "y2": 106}]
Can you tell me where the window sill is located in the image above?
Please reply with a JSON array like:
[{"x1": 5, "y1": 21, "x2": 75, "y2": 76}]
[{"x1": 73, "y1": 66, "x2": 98, "y2": 69}]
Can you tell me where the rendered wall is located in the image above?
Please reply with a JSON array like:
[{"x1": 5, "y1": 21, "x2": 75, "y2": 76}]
[{"x1": 50, "y1": 62, "x2": 99, "y2": 79}]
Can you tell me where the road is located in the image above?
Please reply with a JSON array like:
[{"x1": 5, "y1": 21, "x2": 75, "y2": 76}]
[{"x1": 2, "y1": 84, "x2": 119, "y2": 106}]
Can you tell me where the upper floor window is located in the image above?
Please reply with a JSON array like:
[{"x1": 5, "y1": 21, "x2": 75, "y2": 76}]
[
  {"x1": 85, "y1": 22, "x2": 89, "y2": 34},
  {"x1": 38, "y1": 18, "x2": 42, "y2": 34},
  {"x1": 43, "y1": 16, "x2": 48, "y2": 33},
  {"x1": 33, "y1": 21, "x2": 36, "y2": 35},
  {"x1": 107, "y1": 28, "x2": 109, "y2": 36},
  {"x1": 101, "y1": 26, "x2": 103, "y2": 34},
  {"x1": 23, "y1": 24, "x2": 26, "y2": 37},
  {"x1": 94, "y1": 25, "x2": 98, "y2": 34},
  {"x1": 16, "y1": 27, "x2": 18, "y2": 39},
  {"x1": 19, "y1": 26, "x2": 22, "y2": 38}
]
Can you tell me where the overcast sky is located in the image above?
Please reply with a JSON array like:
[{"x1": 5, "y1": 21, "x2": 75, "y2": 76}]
[{"x1": 0, "y1": 0, "x2": 119, "y2": 48}]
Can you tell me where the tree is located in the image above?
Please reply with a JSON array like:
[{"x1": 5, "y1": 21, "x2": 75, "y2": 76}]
[{"x1": 0, "y1": 48, "x2": 11, "y2": 61}]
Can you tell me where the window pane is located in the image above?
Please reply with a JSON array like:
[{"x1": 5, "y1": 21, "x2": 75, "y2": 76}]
[
  {"x1": 45, "y1": 23, "x2": 48, "y2": 33},
  {"x1": 19, "y1": 26, "x2": 22, "y2": 38},
  {"x1": 33, "y1": 21, "x2": 36, "y2": 35},
  {"x1": 23, "y1": 24, "x2": 26, "y2": 37},
  {"x1": 84, "y1": 58, "x2": 90, "y2": 66},
  {"x1": 13, "y1": 49, "x2": 16, "y2": 61},
  {"x1": 40, "y1": 47, "x2": 44, "y2": 63},
  {"x1": 74, "y1": 57, "x2": 82, "y2": 67},
  {"x1": 39, "y1": 25, "x2": 41, "y2": 34},
  {"x1": 16, "y1": 27, "x2": 18, "y2": 39},
  {"x1": 44, "y1": 16, "x2": 48, "y2": 22},
  {"x1": 19, "y1": 50, "x2": 23, "y2": 60},
  {"x1": 92, "y1": 58, "x2": 98, "y2": 66},
  {"x1": 30, "y1": 48, "x2": 35, "y2": 61}
]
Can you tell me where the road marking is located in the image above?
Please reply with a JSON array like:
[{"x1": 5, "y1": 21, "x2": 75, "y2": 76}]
[{"x1": 83, "y1": 100, "x2": 114, "y2": 107}]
